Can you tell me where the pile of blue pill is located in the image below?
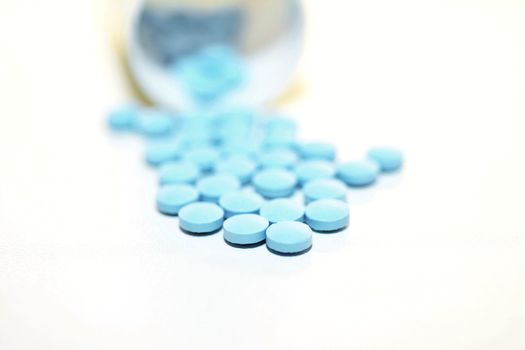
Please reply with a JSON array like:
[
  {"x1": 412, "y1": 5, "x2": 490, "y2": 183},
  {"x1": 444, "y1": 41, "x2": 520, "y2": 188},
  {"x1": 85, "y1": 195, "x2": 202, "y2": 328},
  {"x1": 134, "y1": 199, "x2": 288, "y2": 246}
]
[{"x1": 107, "y1": 105, "x2": 403, "y2": 256}]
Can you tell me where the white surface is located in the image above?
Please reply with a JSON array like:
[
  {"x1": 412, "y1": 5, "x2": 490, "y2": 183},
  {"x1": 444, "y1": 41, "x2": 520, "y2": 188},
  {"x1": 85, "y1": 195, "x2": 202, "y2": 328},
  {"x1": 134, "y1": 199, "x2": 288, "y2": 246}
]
[{"x1": 1, "y1": 0, "x2": 524, "y2": 349}]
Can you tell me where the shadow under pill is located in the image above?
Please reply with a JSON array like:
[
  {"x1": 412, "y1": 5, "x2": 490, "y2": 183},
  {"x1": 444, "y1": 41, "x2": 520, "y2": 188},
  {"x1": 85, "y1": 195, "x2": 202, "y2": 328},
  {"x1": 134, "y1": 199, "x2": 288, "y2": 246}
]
[
  {"x1": 224, "y1": 239, "x2": 266, "y2": 249},
  {"x1": 180, "y1": 227, "x2": 223, "y2": 237}
]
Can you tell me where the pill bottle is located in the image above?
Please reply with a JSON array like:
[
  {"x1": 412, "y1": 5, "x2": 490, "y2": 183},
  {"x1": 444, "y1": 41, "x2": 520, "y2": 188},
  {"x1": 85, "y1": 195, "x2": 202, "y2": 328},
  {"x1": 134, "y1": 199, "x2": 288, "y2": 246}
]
[{"x1": 107, "y1": 0, "x2": 304, "y2": 111}]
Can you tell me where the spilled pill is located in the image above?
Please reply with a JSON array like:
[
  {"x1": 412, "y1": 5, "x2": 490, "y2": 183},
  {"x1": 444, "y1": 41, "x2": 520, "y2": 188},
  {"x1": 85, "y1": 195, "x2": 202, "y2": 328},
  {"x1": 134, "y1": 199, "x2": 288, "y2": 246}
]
[
  {"x1": 305, "y1": 199, "x2": 349, "y2": 232},
  {"x1": 223, "y1": 214, "x2": 269, "y2": 246},
  {"x1": 219, "y1": 190, "x2": 264, "y2": 218},
  {"x1": 179, "y1": 202, "x2": 224, "y2": 234},
  {"x1": 197, "y1": 174, "x2": 241, "y2": 202},
  {"x1": 252, "y1": 168, "x2": 297, "y2": 198},
  {"x1": 367, "y1": 147, "x2": 403, "y2": 172},
  {"x1": 266, "y1": 221, "x2": 313, "y2": 255},
  {"x1": 337, "y1": 160, "x2": 379, "y2": 187},
  {"x1": 303, "y1": 178, "x2": 347, "y2": 204},
  {"x1": 259, "y1": 198, "x2": 304, "y2": 224},
  {"x1": 158, "y1": 160, "x2": 201, "y2": 185},
  {"x1": 156, "y1": 184, "x2": 199, "y2": 215}
]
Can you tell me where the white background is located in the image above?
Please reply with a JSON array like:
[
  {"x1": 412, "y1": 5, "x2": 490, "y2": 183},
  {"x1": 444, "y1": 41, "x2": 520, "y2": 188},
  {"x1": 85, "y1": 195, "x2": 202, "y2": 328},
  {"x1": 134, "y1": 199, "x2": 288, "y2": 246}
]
[{"x1": 1, "y1": 0, "x2": 524, "y2": 349}]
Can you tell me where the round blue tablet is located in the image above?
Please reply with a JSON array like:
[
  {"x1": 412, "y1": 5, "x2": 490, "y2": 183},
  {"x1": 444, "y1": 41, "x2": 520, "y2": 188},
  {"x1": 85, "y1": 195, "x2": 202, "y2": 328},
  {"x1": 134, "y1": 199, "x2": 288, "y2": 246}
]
[
  {"x1": 337, "y1": 160, "x2": 380, "y2": 187},
  {"x1": 252, "y1": 169, "x2": 297, "y2": 198},
  {"x1": 137, "y1": 110, "x2": 175, "y2": 138},
  {"x1": 219, "y1": 190, "x2": 264, "y2": 218},
  {"x1": 156, "y1": 184, "x2": 199, "y2": 216},
  {"x1": 223, "y1": 214, "x2": 269, "y2": 246},
  {"x1": 367, "y1": 147, "x2": 403, "y2": 172},
  {"x1": 183, "y1": 146, "x2": 220, "y2": 172},
  {"x1": 305, "y1": 199, "x2": 349, "y2": 232},
  {"x1": 266, "y1": 221, "x2": 313, "y2": 255},
  {"x1": 197, "y1": 174, "x2": 241, "y2": 202},
  {"x1": 179, "y1": 202, "x2": 224, "y2": 234},
  {"x1": 107, "y1": 105, "x2": 138, "y2": 131},
  {"x1": 303, "y1": 179, "x2": 347, "y2": 204},
  {"x1": 158, "y1": 160, "x2": 201, "y2": 185},
  {"x1": 144, "y1": 141, "x2": 181, "y2": 167},
  {"x1": 259, "y1": 199, "x2": 304, "y2": 224},
  {"x1": 215, "y1": 154, "x2": 257, "y2": 184},
  {"x1": 296, "y1": 142, "x2": 336, "y2": 161},
  {"x1": 258, "y1": 149, "x2": 298, "y2": 169},
  {"x1": 295, "y1": 160, "x2": 336, "y2": 186}
]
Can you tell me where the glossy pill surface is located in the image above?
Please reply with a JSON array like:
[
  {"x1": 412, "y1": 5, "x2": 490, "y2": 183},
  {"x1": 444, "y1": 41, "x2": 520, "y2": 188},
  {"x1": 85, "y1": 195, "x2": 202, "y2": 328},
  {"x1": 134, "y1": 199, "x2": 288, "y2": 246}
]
[
  {"x1": 179, "y1": 202, "x2": 224, "y2": 234},
  {"x1": 259, "y1": 199, "x2": 304, "y2": 224},
  {"x1": 156, "y1": 184, "x2": 199, "y2": 215},
  {"x1": 266, "y1": 221, "x2": 313, "y2": 255},
  {"x1": 305, "y1": 199, "x2": 349, "y2": 232},
  {"x1": 223, "y1": 214, "x2": 269, "y2": 246},
  {"x1": 107, "y1": 105, "x2": 138, "y2": 131}
]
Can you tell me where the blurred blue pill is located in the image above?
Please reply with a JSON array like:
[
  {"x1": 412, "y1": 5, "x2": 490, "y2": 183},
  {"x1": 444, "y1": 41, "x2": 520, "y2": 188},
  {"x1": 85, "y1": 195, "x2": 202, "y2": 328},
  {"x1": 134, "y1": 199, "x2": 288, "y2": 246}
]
[
  {"x1": 156, "y1": 184, "x2": 199, "y2": 215},
  {"x1": 367, "y1": 147, "x2": 403, "y2": 172},
  {"x1": 183, "y1": 146, "x2": 220, "y2": 172},
  {"x1": 136, "y1": 110, "x2": 175, "y2": 137},
  {"x1": 303, "y1": 179, "x2": 347, "y2": 204},
  {"x1": 259, "y1": 198, "x2": 304, "y2": 224},
  {"x1": 219, "y1": 190, "x2": 263, "y2": 218},
  {"x1": 295, "y1": 160, "x2": 336, "y2": 186},
  {"x1": 144, "y1": 141, "x2": 181, "y2": 167},
  {"x1": 215, "y1": 154, "x2": 257, "y2": 184},
  {"x1": 223, "y1": 214, "x2": 269, "y2": 246},
  {"x1": 252, "y1": 169, "x2": 297, "y2": 198},
  {"x1": 305, "y1": 199, "x2": 349, "y2": 232},
  {"x1": 266, "y1": 221, "x2": 313, "y2": 255},
  {"x1": 197, "y1": 174, "x2": 241, "y2": 202},
  {"x1": 179, "y1": 202, "x2": 224, "y2": 234},
  {"x1": 258, "y1": 149, "x2": 298, "y2": 169},
  {"x1": 158, "y1": 160, "x2": 200, "y2": 185},
  {"x1": 107, "y1": 105, "x2": 138, "y2": 131},
  {"x1": 337, "y1": 160, "x2": 380, "y2": 187},
  {"x1": 296, "y1": 142, "x2": 336, "y2": 161}
]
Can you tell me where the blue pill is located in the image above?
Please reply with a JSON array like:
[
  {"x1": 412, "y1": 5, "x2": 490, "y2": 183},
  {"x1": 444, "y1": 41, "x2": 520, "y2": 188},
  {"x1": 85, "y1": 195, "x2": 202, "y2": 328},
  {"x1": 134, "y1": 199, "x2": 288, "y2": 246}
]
[
  {"x1": 158, "y1": 160, "x2": 200, "y2": 185},
  {"x1": 223, "y1": 214, "x2": 269, "y2": 246},
  {"x1": 156, "y1": 184, "x2": 199, "y2": 215},
  {"x1": 219, "y1": 190, "x2": 264, "y2": 218},
  {"x1": 136, "y1": 110, "x2": 175, "y2": 137},
  {"x1": 296, "y1": 142, "x2": 336, "y2": 161},
  {"x1": 144, "y1": 141, "x2": 181, "y2": 167},
  {"x1": 197, "y1": 174, "x2": 241, "y2": 202},
  {"x1": 107, "y1": 105, "x2": 138, "y2": 131},
  {"x1": 259, "y1": 199, "x2": 304, "y2": 224},
  {"x1": 367, "y1": 147, "x2": 403, "y2": 172},
  {"x1": 295, "y1": 160, "x2": 336, "y2": 186},
  {"x1": 178, "y1": 202, "x2": 224, "y2": 234},
  {"x1": 337, "y1": 160, "x2": 380, "y2": 187},
  {"x1": 266, "y1": 221, "x2": 313, "y2": 255},
  {"x1": 305, "y1": 199, "x2": 349, "y2": 232},
  {"x1": 303, "y1": 179, "x2": 347, "y2": 204},
  {"x1": 215, "y1": 154, "x2": 257, "y2": 185},
  {"x1": 183, "y1": 146, "x2": 220, "y2": 172},
  {"x1": 258, "y1": 149, "x2": 298, "y2": 169},
  {"x1": 252, "y1": 169, "x2": 297, "y2": 198}
]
